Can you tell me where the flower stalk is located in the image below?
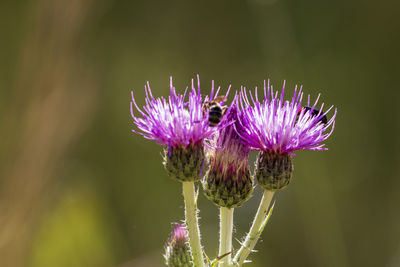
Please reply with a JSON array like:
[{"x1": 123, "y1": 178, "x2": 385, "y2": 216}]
[
  {"x1": 232, "y1": 190, "x2": 274, "y2": 266},
  {"x1": 182, "y1": 181, "x2": 205, "y2": 267},
  {"x1": 219, "y1": 207, "x2": 234, "y2": 267}
]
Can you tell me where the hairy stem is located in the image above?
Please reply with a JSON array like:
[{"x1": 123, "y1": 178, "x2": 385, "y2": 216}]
[
  {"x1": 219, "y1": 207, "x2": 234, "y2": 266},
  {"x1": 182, "y1": 181, "x2": 206, "y2": 267},
  {"x1": 232, "y1": 190, "x2": 274, "y2": 266}
]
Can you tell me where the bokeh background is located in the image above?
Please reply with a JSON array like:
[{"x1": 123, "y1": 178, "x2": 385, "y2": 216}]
[{"x1": 0, "y1": 0, "x2": 399, "y2": 266}]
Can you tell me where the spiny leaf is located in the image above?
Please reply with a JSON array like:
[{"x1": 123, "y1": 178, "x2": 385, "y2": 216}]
[
  {"x1": 257, "y1": 201, "x2": 275, "y2": 235},
  {"x1": 209, "y1": 249, "x2": 237, "y2": 267}
]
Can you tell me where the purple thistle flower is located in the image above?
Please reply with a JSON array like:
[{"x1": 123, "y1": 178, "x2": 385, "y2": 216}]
[
  {"x1": 131, "y1": 77, "x2": 215, "y2": 148},
  {"x1": 164, "y1": 224, "x2": 193, "y2": 267},
  {"x1": 237, "y1": 80, "x2": 337, "y2": 191},
  {"x1": 130, "y1": 76, "x2": 230, "y2": 182},
  {"x1": 203, "y1": 98, "x2": 253, "y2": 208},
  {"x1": 238, "y1": 80, "x2": 337, "y2": 154}
]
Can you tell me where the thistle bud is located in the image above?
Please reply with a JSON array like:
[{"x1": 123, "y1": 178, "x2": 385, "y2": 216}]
[
  {"x1": 164, "y1": 224, "x2": 193, "y2": 267},
  {"x1": 255, "y1": 150, "x2": 293, "y2": 191},
  {"x1": 203, "y1": 103, "x2": 253, "y2": 208},
  {"x1": 163, "y1": 144, "x2": 207, "y2": 182}
]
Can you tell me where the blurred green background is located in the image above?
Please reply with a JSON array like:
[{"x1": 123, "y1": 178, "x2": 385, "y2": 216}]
[{"x1": 0, "y1": 0, "x2": 399, "y2": 266}]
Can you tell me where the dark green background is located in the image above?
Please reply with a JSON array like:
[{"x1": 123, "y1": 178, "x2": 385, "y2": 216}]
[{"x1": 0, "y1": 0, "x2": 399, "y2": 266}]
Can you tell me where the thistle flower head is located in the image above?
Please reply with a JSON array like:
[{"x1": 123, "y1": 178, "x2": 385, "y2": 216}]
[
  {"x1": 238, "y1": 80, "x2": 337, "y2": 154},
  {"x1": 203, "y1": 98, "x2": 253, "y2": 208},
  {"x1": 164, "y1": 224, "x2": 193, "y2": 267},
  {"x1": 238, "y1": 80, "x2": 337, "y2": 191},
  {"x1": 210, "y1": 101, "x2": 250, "y2": 174},
  {"x1": 131, "y1": 76, "x2": 226, "y2": 148},
  {"x1": 131, "y1": 76, "x2": 230, "y2": 182}
]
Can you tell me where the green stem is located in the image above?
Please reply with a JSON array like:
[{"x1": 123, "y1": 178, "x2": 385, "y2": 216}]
[
  {"x1": 219, "y1": 207, "x2": 234, "y2": 267},
  {"x1": 182, "y1": 181, "x2": 206, "y2": 267},
  {"x1": 232, "y1": 190, "x2": 274, "y2": 266}
]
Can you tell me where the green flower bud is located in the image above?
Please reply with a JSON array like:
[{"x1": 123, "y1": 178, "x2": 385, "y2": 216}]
[
  {"x1": 203, "y1": 165, "x2": 253, "y2": 208},
  {"x1": 163, "y1": 144, "x2": 207, "y2": 182},
  {"x1": 255, "y1": 150, "x2": 293, "y2": 191},
  {"x1": 164, "y1": 224, "x2": 193, "y2": 267}
]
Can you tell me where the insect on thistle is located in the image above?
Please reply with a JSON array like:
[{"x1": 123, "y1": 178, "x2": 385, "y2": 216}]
[
  {"x1": 203, "y1": 96, "x2": 228, "y2": 127},
  {"x1": 298, "y1": 106, "x2": 328, "y2": 124}
]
